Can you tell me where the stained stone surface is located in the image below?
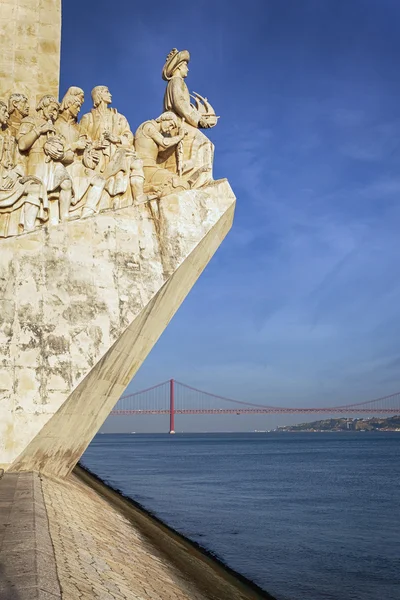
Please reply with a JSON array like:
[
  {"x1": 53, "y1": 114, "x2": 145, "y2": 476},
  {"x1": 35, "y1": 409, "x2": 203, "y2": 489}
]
[
  {"x1": 0, "y1": 0, "x2": 61, "y2": 104},
  {"x1": 0, "y1": 0, "x2": 235, "y2": 479},
  {"x1": 0, "y1": 179, "x2": 235, "y2": 476}
]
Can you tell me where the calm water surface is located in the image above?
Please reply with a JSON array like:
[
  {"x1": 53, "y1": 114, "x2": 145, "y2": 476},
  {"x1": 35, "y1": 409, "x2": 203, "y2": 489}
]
[{"x1": 82, "y1": 432, "x2": 400, "y2": 600}]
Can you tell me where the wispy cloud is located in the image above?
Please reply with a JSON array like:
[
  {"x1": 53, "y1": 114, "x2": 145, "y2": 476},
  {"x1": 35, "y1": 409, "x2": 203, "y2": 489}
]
[{"x1": 61, "y1": 0, "x2": 400, "y2": 429}]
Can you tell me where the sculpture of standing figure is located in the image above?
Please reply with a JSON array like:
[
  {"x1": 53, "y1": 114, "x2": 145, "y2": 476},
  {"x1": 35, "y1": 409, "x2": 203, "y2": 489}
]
[
  {"x1": 8, "y1": 93, "x2": 30, "y2": 137},
  {"x1": 17, "y1": 95, "x2": 74, "y2": 224},
  {"x1": 58, "y1": 86, "x2": 107, "y2": 217},
  {"x1": 79, "y1": 85, "x2": 146, "y2": 212},
  {"x1": 0, "y1": 101, "x2": 47, "y2": 236},
  {"x1": 162, "y1": 48, "x2": 218, "y2": 188}
]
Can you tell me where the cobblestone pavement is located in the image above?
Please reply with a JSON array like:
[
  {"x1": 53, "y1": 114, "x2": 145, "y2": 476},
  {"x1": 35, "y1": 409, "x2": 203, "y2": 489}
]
[
  {"x1": 0, "y1": 472, "x2": 61, "y2": 600},
  {"x1": 42, "y1": 474, "x2": 208, "y2": 600}
]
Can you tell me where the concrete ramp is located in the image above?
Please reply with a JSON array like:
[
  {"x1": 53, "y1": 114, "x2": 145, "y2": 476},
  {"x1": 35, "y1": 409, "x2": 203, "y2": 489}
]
[{"x1": 0, "y1": 180, "x2": 235, "y2": 477}]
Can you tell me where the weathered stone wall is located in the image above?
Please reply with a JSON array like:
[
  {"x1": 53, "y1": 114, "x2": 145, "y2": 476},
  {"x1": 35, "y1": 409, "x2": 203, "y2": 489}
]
[
  {"x1": 0, "y1": 180, "x2": 235, "y2": 476},
  {"x1": 0, "y1": 0, "x2": 61, "y2": 103}
]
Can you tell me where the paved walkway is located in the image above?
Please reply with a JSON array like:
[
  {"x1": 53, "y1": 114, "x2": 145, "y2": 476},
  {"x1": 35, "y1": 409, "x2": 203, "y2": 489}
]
[
  {"x1": 1, "y1": 471, "x2": 268, "y2": 600},
  {"x1": 0, "y1": 471, "x2": 61, "y2": 600},
  {"x1": 42, "y1": 474, "x2": 208, "y2": 600}
]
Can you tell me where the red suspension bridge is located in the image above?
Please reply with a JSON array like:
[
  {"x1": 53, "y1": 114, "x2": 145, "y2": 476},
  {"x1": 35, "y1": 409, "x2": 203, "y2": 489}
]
[{"x1": 110, "y1": 380, "x2": 400, "y2": 433}]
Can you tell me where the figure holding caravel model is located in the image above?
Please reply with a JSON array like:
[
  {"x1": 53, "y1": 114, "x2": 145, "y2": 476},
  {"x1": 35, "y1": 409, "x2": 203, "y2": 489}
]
[{"x1": 0, "y1": 47, "x2": 220, "y2": 236}]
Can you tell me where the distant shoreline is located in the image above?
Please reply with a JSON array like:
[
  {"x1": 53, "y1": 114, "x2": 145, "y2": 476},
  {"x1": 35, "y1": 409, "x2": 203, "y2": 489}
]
[
  {"x1": 275, "y1": 429, "x2": 400, "y2": 433},
  {"x1": 97, "y1": 429, "x2": 400, "y2": 434}
]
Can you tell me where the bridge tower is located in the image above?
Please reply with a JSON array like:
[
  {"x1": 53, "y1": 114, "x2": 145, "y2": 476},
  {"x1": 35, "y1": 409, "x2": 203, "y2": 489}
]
[{"x1": 169, "y1": 379, "x2": 175, "y2": 434}]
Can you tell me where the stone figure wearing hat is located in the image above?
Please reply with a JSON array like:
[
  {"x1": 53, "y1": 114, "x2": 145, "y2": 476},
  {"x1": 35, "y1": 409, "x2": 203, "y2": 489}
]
[{"x1": 161, "y1": 48, "x2": 218, "y2": 189}]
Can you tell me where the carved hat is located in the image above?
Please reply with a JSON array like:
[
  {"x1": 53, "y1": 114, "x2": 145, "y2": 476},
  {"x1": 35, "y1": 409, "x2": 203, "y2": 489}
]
[{"x1": 162, "y1": 48, "x2": 190, "y2": 81}]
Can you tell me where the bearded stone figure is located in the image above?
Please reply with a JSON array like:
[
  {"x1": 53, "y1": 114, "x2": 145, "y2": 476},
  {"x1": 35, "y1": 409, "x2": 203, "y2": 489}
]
[
  {"x1": 0, "y1": 48, "x2": 222, "y2": 236},
  {"x1": 0, "y1": 23, "x2": 236, "y2": 486},
  {"x1": 18, "y1": 95, "x2": 74, "y2": 225}
]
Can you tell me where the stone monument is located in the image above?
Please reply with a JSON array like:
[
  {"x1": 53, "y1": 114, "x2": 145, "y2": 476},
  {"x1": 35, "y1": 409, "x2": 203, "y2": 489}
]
[{"x1": 0, "y1": 2, "x2": 236, "y2": 478}]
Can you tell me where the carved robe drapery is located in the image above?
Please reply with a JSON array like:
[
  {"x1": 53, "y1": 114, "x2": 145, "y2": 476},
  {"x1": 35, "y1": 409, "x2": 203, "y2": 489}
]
[
  {"x1": 79, "y1": 108, "x2": 134, "y2": 171},
  {"x1": 18, "y1": 115, "x2": 73, "y2": 225},
  {"x1": 134, "y1": 120, "x2": 189, "y2": 196},
  {"x1": 0, "y1": 130, "x2": 47, "y2": 237},
  {"x1": 163, "y1": 77, "x2": 202, "y2": 127},
  {"x1": 162, "y1": 76, "x2": 214, "y2": 187},
  {"x1": 79, "y1": 107, "x2": 136, "y2": 203},
  {"x1": 57, "y1": 114, "x2": 100, "y2": 204},
  {"x1": 18, "y1": 116, "x2": 71, "y2": 192}
]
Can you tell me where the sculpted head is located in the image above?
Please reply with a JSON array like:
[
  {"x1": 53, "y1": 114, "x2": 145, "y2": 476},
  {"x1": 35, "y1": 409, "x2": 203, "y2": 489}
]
[
  {"x1": 8, "y1": 93, "x2": 29, "y2": 118},
  {"x1": 156, "y1": 111, "x2": 179, "y2": 134},
  {"x1": 173, "y1": 61, "x2": 189, "y2": 79},
  {"x1": 0, "y1": 101, "x2": 10, "y2": 127},
  {"x1": 36, "y1": 95, "x2": 60, "y2": 123},
  {"x1": 92, "y1": 86, "x2": 112, "y2": 108},
  {"x1": 60, "y1": 86, "x2": 85, "y2": 118},
  {"x1": 162, "y1": 48, "x2": 190, "y2": 81}
]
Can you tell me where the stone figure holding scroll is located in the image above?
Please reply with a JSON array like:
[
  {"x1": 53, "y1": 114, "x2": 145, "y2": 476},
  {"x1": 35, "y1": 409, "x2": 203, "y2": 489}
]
[
  {"x1": 17, "y1": 95, "x2": 74, "y2": 225},
  {"x1": 0, "y1": 101, "x2": 47, "y2": 237},
  {"x1": 161, "y1": 48, "x2": 218, "y2": 188}
]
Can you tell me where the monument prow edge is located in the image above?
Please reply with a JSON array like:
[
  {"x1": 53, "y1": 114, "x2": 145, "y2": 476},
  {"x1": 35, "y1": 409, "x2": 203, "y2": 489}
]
[
  {"x1": 0, "y1": 21, "x2": 236, "y2": 477},
  {"x1": 3, "y1": 180, "x2": 235, "y2": 477}
]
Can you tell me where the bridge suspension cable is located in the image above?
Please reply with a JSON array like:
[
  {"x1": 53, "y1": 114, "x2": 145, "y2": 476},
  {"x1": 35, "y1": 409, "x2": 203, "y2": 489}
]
[{"x1": 110, "y1": 380, "x2": 400, "y2": 433}]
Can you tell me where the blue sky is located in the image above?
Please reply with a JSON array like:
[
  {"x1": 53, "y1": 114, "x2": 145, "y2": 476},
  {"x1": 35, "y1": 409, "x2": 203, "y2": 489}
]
[{"x1": 61, "y1": 0, "x2": 400, "y2": 431}]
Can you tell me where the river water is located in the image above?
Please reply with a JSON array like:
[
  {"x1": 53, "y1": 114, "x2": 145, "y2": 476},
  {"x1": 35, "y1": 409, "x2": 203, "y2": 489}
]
[{"x1": 81, "y1": 432, "x2": 400, "y2": 600}]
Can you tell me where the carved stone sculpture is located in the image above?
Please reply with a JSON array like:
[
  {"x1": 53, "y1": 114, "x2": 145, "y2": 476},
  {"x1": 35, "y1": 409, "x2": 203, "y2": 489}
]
[
  {"x1": 134, "y1": 111, "x2": 189, "y2": 198},
  {"x1": 161, "y1": 48, "x2": 218, "y2": 188},
  {"x1": 0, "y1": 49, "x2": 222, "y2": 236},
  {"x1": 58, "y1": 87, "x2": 107, "y2": 218},
  {"x1": 18, "y1": 95, "x2": 74, "y2": 225},
  {"x1": 0, "y1": 18, "x2": 236, "y2": 478},
  {"x1": 8, "y1": 94, "x2": 30, "y2": 138},
  {"x1": 79, "y1": 86, "x2": 146, "y2": 214},
  {"x1": 0, "y1": 101, "x2": 47, "y2": 237}
]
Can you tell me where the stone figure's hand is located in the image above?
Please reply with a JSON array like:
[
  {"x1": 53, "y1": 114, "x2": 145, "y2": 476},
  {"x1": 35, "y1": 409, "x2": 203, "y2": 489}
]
[
  {"x1": 91, "y1": 150, "x2": 100, "y2": 164},
  {"x1": 73, "y1": 139, "x2": 87, "y2": 151},
  {"x1": 82, "y1": 147, "x2": 100, "y2": 170},
  {"x1": 2, "y1": 172, "x2": 18, "y2": 190},
  {"x1": 40, "y1": 121, "x2": 56, "y2": 135},
  {"x1": 177, "y1": 125, "x2": 188, "y2": 139},
  {"x1": 103, "y1": 131, "x2": 120, "y2": 144},
  {"x1": 46, "y1": 146, "x2": 64, "y2": 160},
  {"x1": 125, "y1": 148, "x2": 137, "y2": 158}
]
